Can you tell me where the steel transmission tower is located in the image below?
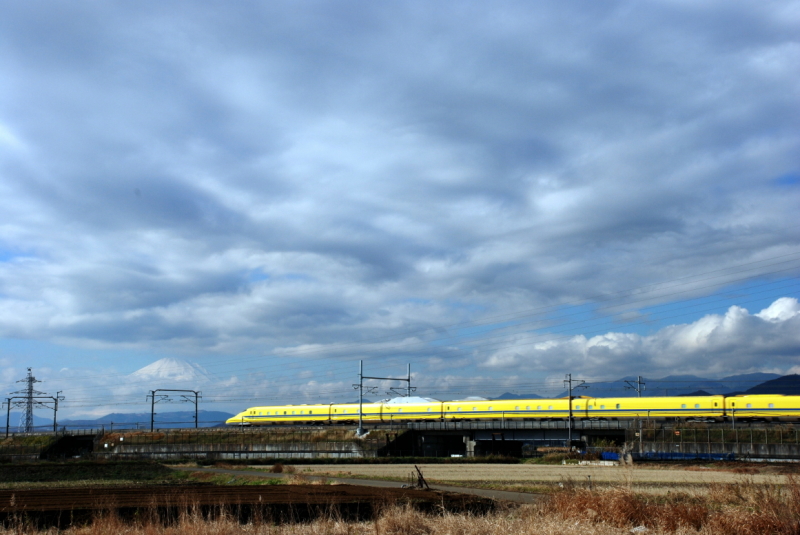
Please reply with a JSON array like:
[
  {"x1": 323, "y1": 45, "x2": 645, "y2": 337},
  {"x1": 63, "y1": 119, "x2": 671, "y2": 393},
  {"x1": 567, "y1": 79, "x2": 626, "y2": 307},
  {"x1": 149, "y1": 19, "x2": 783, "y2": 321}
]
[{"x1": 12, "y1": 368, "x2": 44, "y2": 432}]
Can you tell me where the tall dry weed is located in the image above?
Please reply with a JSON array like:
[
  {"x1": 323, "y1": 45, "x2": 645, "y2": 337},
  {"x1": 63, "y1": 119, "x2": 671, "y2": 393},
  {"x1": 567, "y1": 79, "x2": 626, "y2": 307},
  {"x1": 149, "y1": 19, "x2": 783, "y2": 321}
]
[{"x1": 542, "y1": 473, "x2": 800, "y2": 535}]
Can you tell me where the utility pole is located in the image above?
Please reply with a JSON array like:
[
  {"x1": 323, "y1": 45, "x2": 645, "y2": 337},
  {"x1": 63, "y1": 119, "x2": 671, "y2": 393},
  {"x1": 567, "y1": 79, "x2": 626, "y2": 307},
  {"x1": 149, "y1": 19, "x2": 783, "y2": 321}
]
[
  {"x1": 178, "y1": 391, "x2": 202, "y2": 428},
  {"x1": 353, "y1": 361, "x2": 415, "y2": 436},
  {"x1": 625, "y1": 376, "x2": 646, "y2": 397},
  {"x1": 625, "y1": 376, "x2": 646, "y2": 453},
  {"x1": 564, "y1": 374, "x2": 588, "y2": 447},
  {"x1": 4, "y1": 398, "x2": 11, "y2": 439},
  {"x1": 4, "y1": 395, "x2": 61, "y2": 438},
  {"x1": 147, "y1": 389, "x2": 202, "y2": 431},
  {"x1": 53, "y1": 391, "x2": 64, "y2": 433}
]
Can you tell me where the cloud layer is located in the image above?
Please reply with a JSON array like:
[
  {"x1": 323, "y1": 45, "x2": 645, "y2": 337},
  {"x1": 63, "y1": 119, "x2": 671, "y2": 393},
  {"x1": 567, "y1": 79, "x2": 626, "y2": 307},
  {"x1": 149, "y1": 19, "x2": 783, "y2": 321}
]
[{"x1": 0, "y1": 2, "x2": 799, "y2": 413}]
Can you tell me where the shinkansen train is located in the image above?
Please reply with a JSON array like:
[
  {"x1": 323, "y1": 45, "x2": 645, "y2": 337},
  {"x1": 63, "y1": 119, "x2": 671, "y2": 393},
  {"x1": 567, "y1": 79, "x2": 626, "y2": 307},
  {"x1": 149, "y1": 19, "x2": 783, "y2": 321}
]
[{"x1": 226, "y1": 394, "x2": 800, "y2": 425}]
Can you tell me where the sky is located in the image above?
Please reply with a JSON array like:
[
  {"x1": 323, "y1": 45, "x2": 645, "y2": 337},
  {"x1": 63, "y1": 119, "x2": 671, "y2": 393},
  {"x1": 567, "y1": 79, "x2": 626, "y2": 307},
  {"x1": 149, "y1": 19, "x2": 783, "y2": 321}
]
[{"x1": 1, "y1": 1, "x2": 799, "y2": 420}]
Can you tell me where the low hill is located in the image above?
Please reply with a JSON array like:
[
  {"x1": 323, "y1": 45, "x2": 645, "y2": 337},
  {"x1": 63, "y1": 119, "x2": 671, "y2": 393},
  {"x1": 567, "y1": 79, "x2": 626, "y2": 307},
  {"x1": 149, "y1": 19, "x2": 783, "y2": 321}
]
[
  {"x1": 59, "y1": 410, "x2": 234, "y2": 430},
  {"x1": 493, "y1": 392, "x2": 542, "y2": 400},
  {"x1": 744, "y1": 374, "x2": 800, "y2": 395}
]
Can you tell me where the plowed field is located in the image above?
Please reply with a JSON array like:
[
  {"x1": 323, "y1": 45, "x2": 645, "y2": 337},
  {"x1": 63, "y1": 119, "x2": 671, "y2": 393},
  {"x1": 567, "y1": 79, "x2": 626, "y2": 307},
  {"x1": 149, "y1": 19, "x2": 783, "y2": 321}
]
[{"x1": 0, "y1": 484, "x2": 442, "y2": 510}]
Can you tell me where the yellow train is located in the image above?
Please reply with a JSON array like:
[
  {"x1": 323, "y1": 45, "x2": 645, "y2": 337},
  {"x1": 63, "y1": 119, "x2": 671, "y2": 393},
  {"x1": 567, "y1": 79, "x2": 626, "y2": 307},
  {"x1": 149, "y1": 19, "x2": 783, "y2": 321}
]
[{"x1": 226, "y1": 394, "x2": 800, "y2": 425}]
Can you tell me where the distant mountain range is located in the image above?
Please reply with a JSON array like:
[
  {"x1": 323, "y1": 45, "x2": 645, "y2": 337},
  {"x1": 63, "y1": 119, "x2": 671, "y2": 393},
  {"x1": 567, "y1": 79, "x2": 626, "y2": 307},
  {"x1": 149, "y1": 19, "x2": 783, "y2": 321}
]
[
  {"x1": 60, "y1": 410, "x2": 234, "y2": 429},
  {"x1": 495, "y1": 392, "x2": 542, "y2": 400},
  {"x1": 492, "y1": 373, "x2": 799, "y2": 400},
  {"x1": 5, "y1": 410, "x2": 234, "y2": 432}
]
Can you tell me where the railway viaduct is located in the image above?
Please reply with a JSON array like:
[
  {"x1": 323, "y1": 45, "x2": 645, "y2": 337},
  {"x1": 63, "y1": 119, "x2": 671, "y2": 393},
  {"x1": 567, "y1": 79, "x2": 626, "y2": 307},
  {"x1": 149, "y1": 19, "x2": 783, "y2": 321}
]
[{"x1": 4, "y1": 420, "x2": 800, "y2": 461}]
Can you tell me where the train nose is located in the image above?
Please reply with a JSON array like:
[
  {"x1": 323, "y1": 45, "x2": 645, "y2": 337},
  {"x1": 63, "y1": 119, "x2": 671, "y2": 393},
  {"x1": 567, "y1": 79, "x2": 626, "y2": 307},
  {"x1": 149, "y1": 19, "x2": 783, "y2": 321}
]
[{"x1": 226, "y1": 413, "x2": 248, "y2": 425}]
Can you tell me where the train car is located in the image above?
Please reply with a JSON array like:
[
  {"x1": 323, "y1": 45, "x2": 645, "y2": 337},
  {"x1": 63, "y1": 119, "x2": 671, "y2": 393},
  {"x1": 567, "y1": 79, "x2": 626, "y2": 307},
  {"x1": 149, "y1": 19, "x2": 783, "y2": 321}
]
[
  {"x1": 329, "y1": 402, "x2": 383, "y2": 423},
  {"x1": 585, "y1": 396, "x2": 725, "y2": 420},
  {"x1": 226, "y1": 403, "x2": 333, "y2": 425},
  {"x1": 380, "y1": 397, "x2": 443, "y2": 421},
  {"x1": 442, "y1": 398, "x2": 576, "y2": 420},
  {"x1": 726, "y1": 395, "x2": 800, "y2": 421}
]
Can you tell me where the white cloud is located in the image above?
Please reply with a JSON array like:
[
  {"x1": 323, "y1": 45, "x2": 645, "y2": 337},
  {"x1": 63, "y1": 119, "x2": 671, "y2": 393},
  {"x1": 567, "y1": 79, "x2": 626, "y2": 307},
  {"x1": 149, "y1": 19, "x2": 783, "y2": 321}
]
[{"x1": 483, "y1": 298, "x2": 800, "y2": 378}]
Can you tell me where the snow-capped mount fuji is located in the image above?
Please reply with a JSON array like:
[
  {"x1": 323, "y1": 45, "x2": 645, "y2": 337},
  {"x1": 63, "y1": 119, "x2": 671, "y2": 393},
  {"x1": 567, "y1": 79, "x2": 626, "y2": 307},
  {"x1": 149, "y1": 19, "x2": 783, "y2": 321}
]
[{"x1": 129, "y1": 358, "x2": 213, "y2": 384}]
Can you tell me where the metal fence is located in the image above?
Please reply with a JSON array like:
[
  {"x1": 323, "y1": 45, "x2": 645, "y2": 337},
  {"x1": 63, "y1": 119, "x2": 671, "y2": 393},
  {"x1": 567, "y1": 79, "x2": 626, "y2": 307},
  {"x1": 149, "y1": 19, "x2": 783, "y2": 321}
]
[{"x1": 629, "y1": 425, "x2": 800, "y2": 461}]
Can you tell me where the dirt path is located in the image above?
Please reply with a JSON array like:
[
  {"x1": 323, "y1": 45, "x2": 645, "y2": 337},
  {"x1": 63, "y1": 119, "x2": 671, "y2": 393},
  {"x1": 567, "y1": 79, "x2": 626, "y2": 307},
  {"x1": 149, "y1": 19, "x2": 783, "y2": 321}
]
[
  {"x1": 179, "y1": 467, "x2": 541, "y2": 503},
  {"x1": 292, "y1": 463, "x2": 790, "y2": 487}
]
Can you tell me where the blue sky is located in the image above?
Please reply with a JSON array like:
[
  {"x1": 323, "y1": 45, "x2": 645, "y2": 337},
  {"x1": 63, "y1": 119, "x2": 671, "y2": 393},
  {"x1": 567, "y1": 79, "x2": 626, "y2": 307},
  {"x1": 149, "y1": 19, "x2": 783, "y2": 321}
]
[{"x1": 1, "y1": 1, "x2": 799, "y2": 418}]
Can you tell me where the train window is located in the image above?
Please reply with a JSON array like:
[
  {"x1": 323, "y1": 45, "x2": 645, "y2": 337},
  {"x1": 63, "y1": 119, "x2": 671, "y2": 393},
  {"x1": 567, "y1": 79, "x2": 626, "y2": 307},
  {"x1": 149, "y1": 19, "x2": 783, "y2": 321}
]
[
  {"x1": 714, "y1": 403, "x2": 718, "y2": 407},
  {"x1": 681, "y1": 404, "x2": 686, "y2": 409},
  {"x1": 769, "y1": 403, "x2": 775, "y2": 408},
  {"x1": 589, "y1": 405, "x2": 593, "y2": 409},
  {"x1": 526, "y1": 406, "x2": 530, "y2": 410},
  {"x1": 300, "y1": 410, "x2": 304, "y2": 414},
  {"x1": 616, "y1": 404, "x2": 620, "y2": 409},
  {"x1": 694, "y1": 404, "x2": 700, "y2": 409},
  {"x1": 259, "y1": 412, "x2": 262, "y2": 415},
  {"x1": 575, "y1": 405, "x2": 581, "y2": 410},
  {"x1": 457, "y1": 407, "x2": 462, "y2": 411},
  {"x1": 747, "y1": 404, "x2": 752, "y2": 408},
  {"x1": 309, "y1": 411, "x2": 313, "y2": 414},
  {"x1": 398, "y1": 408, "x2": 403, "y2": 412},
  {"x1": 292, "y1": 411, "x2": 296, "y2": 415},
  {"x1": 537, "y1": 406, "x2": 541, "y2": 410},
  {"x1": 600, "y1": 405, "x2": 605, "y2": 409},
  {"x1": 446, "y1": 406, "x2": 450, "y2": 410},
  {"x1": 488, "y1": 406, "x2": 493, "y2": 411},
  {"x1": 284, "y1": 411, "x2": 287, "y2": 415},
  {"x1": 548, "y1": 405, "x2": 553, "y2": 410},
  {"x1": 427, "y1": 408, "x2": 432, "y2": 412},
  {"x1": 515, "y1": 406, "x2": 519, "y2": 410},
  {"x1": 473, "y1": 407, "x2": 477, "y2": 411},
  {"x1": 731, "y1": 403, "x2": 735, "y2": 407},
  {"x1": 343, "y1": 409, "x2": 347, "y2": 413}
]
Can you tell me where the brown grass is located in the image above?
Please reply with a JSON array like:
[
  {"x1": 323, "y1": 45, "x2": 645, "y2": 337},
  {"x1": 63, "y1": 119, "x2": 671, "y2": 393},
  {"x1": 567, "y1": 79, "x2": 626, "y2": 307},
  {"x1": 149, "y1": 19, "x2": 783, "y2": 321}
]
[
  {"x1": 543, "y1": 474, "x2": 800, "y2": 534},
  {"x1": 2, "y1": 475, "x2": 800, "y2": 534},
  {"x1": 270, "y1": 462, "x2": 284, "y2": 473}
]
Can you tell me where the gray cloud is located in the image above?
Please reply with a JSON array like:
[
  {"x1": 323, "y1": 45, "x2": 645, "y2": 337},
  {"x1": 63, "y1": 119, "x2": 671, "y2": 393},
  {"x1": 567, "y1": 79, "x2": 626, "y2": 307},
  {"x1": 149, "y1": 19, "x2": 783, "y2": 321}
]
[{"x1": 0, "y1": 1, "x2": 799, "y2": 411}]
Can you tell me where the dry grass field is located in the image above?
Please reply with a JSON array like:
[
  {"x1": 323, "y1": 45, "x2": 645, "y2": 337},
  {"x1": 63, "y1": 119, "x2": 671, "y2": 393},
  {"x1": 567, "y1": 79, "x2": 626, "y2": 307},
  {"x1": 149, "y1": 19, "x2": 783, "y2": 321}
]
[
  {"x1": 292, "y1": 462, "x2": 798, "y2": 494},
  {"x1": 2, "y1": 477, "x2": 800, "y2": 535},
  {"x1": 4, "y1": 461, "x2": 800, "y2": 534}
]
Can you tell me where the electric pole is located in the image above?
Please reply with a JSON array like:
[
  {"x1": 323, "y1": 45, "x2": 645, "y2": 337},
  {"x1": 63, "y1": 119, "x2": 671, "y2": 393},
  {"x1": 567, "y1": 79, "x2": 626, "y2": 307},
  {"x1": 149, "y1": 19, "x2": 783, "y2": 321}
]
[
  {"x1": 625, "y1": 376, "x2": 645, "y2": 397},
  {"x1": 353, "y1": 361, "x2": 414, "y2": 436},
  {"x1": 564, "y1": 374, "x2": 588, "y2": 447},
  {"x1": 147, "y1": 389, "x2": 202, "y2": 431}
]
